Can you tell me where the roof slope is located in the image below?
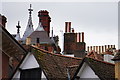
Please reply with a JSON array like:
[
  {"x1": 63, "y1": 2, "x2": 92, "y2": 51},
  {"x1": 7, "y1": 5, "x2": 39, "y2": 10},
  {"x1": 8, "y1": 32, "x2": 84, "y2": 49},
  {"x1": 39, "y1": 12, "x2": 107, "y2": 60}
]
[
  {"x1": 29, "y1": 31, "x2": 53, "y2": 44},
  {"x1": 1, "y1": 25, "x2": 27, "y2": 78},
  {"x1": 31, "y1": 45, "x2": 82, "y2": 80},
  {"x1": 73, "y1": 57, "x2": 115, "y2": 80}
]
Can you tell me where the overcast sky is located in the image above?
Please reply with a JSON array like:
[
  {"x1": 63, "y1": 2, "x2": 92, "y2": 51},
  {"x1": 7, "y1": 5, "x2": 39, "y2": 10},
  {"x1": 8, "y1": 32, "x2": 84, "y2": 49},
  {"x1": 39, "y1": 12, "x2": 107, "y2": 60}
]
[{"x1": 1, "y1": 0, "x2": 119, "y2": 51}]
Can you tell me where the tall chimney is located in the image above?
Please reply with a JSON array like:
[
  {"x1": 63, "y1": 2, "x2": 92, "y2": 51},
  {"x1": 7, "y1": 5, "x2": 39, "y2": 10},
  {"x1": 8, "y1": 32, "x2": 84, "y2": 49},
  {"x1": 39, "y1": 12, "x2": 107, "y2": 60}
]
[
  {"x1": 82, "y1": 32, "x2": 84, "y2": 42},
  {"x1": 38, "y1": 10, "x2": 51, "y2": 36},
  {"x1": 0, "y1": 15, "x2": 7, "y2": 28}
]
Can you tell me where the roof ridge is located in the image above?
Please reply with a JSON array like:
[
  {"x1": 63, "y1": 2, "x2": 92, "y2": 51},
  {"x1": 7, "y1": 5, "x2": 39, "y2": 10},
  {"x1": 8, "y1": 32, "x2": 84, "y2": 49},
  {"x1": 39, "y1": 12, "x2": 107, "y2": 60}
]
[
  {"x1": 32, "y1": 45, "x2": 82, "y2": 60},
  {"x1": 86, "y1": 57, "x2": 115, "y2": 66}
]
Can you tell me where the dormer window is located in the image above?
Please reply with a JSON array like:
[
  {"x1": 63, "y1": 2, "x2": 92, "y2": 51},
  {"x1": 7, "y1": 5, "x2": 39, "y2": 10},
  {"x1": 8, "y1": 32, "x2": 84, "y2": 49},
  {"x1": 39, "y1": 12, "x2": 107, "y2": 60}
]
[{"x1": 36, "y1": 38, "x2": 40, "y2": 43}]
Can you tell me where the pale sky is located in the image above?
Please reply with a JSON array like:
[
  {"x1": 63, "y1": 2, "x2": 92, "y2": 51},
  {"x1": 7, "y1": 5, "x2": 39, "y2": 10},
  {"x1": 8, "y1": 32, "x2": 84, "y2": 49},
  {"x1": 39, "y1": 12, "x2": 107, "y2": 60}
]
[{"x1": 1, "y1": 0, "x2": 119, "y2": 51}]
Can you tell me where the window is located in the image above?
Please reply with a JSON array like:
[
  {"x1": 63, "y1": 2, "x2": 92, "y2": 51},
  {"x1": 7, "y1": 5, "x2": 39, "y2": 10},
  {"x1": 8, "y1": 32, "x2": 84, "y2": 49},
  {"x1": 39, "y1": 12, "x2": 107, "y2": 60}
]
[
  {"x1": 20, "y1": 68, "x2": 42, "y2": 80},
  {"x1": 36, "y1": 38, "x2": 40, "y2": 43}
]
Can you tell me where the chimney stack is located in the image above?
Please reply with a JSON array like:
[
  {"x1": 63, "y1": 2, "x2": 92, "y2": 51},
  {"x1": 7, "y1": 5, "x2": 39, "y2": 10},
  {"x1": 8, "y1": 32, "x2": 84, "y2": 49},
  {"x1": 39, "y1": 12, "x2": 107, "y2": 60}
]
[
  {"x1": 82, "y1": 32, "x2": 84, "y2": 42},
  {"x1": 38, "y1": 10, "x2": 51, "y2": 36},
  {"x1": 0, "y1": 15, "x2": 7, "y2": 28},
  {"x1": 26, "y1": 37, "x2": 31, "y2": 45}
]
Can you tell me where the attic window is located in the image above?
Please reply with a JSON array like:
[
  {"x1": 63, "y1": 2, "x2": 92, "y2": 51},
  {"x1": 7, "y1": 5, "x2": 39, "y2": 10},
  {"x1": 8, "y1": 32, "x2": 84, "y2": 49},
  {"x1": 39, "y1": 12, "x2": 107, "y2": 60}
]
[{"x1": 36, "y1": 38, "x2": 40, "y2": 43}]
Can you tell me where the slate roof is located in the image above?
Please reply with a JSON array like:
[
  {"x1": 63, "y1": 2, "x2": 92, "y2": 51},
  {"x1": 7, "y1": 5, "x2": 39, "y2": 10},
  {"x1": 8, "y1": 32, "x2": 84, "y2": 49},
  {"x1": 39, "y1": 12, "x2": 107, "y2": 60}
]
[
  {"x1": 21, "y1": 9, "x2": 34, "y2": 42},
  {"x1": 73, "y1": 57, "x2": 115, "y2": 80},
  {"x1": 112, "y1": 49, "x2": 120, "y2": 61},
  {"x1": 31, "y1": 45, "x2": 82, "y2": 80},
  {"x1": 28, "y1": 31, "x2": 53, "y2": 44}
]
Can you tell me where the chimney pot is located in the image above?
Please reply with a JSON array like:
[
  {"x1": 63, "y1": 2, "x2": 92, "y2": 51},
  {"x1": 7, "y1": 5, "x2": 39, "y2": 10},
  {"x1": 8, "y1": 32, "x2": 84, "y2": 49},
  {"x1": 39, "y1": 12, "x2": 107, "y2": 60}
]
[
  {"x1": 90, "y1": 46, "x2": 92, "y2": 51},
  {"x1": 102, "y1": 46, "x2": 104, "y2": 53},
  {"x1": 96, "y1": 46, "x2": 98, "y2": 52},
  {"x1": 72, "y1": 28, "x2": 74, "y2": 33},
  {"x1": 69, "y1": 22, "x2": 71, "y2": 32},
  {"x1": 65, "y1": 22, "x2": 68, "y2": 33},
  {"x1": 93, "y1": 46, "x2": 95, "y2": 51},
  {"x1": 79, "y1": 33, "x2": 81, "y2": 42},
  {"x1": 82, "y1": 32, "x2": 84, "y2": 42},
  {"x1": 87, "y1": 46, "x2": 89, "y2": 52},
  {"x1": 99, "y1": 46, "x2": 101, "y2": 54},
  {"x1": 105, "y1": 45, "x2": 107, "y2": 52}
]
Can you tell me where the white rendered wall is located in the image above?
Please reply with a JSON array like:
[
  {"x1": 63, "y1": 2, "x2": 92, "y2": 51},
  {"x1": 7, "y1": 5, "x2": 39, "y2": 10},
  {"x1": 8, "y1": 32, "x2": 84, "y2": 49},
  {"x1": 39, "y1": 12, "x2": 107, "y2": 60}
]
[
  {"x1": 104, "y1": 54, "x2": 114, "y2": 64},
  {"x1": 20, "y1": 53, "x2": 39, "y2": 69},
  {"x1": 77, "y1": 63, "x2": 99, "y2": 79}
]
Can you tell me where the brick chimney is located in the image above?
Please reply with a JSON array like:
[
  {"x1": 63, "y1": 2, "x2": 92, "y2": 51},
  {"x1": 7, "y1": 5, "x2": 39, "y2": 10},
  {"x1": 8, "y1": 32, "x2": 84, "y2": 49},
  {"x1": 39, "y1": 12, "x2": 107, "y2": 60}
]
[
  {"x1": 112, "y1": 50, "x2": 120, "y2": 80},
  {"x1": 38, "y1": 10, "x2": 51, "y2": 36},
  {"x1": 0, "y1": 14, "x2": 7, "y2": 28}
]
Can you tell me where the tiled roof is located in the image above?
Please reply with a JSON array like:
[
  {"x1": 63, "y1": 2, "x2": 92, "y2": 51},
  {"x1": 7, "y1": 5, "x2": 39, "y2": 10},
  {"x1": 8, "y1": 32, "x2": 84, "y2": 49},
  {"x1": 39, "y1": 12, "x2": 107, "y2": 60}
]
[
  {"x1": 73, "y1": 57, "x2": 115, "y2": 80},
  {"x1": 1, "y1": 25, "x2": 27, "y2": 78},
  {"x1": 31, "y1": 45, "x2": 82, "y2": 80},
  {"x1": 112, "y1": 50, "x2": 120, "y2": 61}
]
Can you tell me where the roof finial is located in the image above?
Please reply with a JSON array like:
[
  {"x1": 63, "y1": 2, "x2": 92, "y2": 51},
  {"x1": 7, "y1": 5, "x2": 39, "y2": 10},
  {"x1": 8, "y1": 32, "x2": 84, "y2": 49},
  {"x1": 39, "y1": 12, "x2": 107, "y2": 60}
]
[
  {"x1": 16, "y1": 21, "x2": 21, "y2": 34},
  {"x1": 28, "y1": 4, "x2": 33, "y2": 17}
]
